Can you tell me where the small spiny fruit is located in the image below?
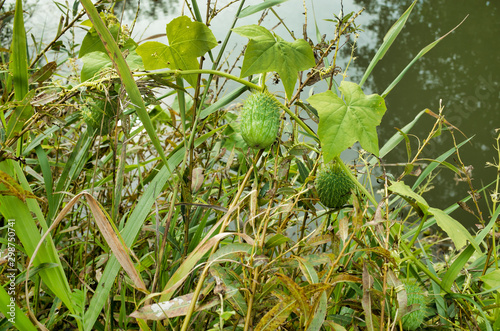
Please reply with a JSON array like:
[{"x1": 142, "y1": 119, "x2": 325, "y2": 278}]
[
  {"x1": 239, "y1": 91, "x2": 281, "y2": 149},
  {"x1": 315, "y1": 161, "x2": 355, "y2": 208},
  {"x1": 397, "y1": 280, "x2": 428, "y2": 330}
]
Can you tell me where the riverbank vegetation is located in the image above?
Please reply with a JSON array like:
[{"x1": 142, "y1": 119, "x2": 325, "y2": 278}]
[{"x1": 1, "y1": 0, "x2": 499, "y2": 330}]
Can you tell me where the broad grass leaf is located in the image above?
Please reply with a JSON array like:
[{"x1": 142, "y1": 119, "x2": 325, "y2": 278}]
[
  {"x1": 207, "y1": 243, "x2": 253, "y2": 264},
  {"x1": 276, "y1": 273, "x2": 310, "y2": 317},
  {"x1": 137, "y1": 16, "x2": 217, "y2": 87},
  {"x1": 0, "y1": 286, "x2": 37, "y2": 331},
  {"x1": 131, "y1": 293, "x2": 195, "y2": 320},
  {"x1": 255, "y1": 295, "x2": 298, "y2": 331},
  {"x1": 84, "y1": 193, "x2": 147, "y2": 291},
  {"x1": 306, "y1": 291, "x2": 327, "y2": 331},
  {"x1": 308, "y1": 81, "x2": 386, "y2": 162},
  {"x1": 428, "y1": 207, "x2": 480, "y2": 251},
  {"x1": 441, "y1": 206, "x2": 499, "y2": 292},
  {"x1": 265, "y1": 233, "x2": 291, "y2": 249},
  {"x1": 294, "y1": 256, "x2": 318, "y2": 284},
  {"x1": 233, "y1": 25, "x2": 315, "y2": 98},
  {"x1": 359, "y1": 1, "x2": 417, "y2": 87},
  {"x1": 388, "y1": 181, "x2": 429, "y2": 213},
  {"x1": 238, "y1": 0, "x2": 290, "y2": 18},
  {"x1": 80, "y1": 0, "x2": 169, "y2": 171}
]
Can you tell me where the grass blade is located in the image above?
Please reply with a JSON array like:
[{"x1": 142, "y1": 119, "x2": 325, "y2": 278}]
[
  {"x1": 6, "y1": 0, "x2": 33, "y2": 141},
  {"x1": 0, "y1": 285, "x2": 37, "y2": 331},
  {"x1": 238, "y1": 0, "x2": 290, "y2": 18},
  {"x1": 0, "y1": 161, "x2": 76, "y2": 317},
  {"x1": 359, "y1": 0, "x2": 417, "y2": 87},
  {"x1": 83, "y1": 128, "x2": 221, "y2": 331},
  {"x1": 382, "y1": 16, "x2": 468, "y2": 98},
  {"x1": 79, "y1": 0, "x2": 168, "y2": 166}
]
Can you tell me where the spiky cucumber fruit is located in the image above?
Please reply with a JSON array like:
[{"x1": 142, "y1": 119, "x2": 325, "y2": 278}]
[
  {"x1": 399, "y1": 281, "x2": 428, "y2": 330},
  {"x1": 239, "y1": 91, "x2": 281, "y2": 149},
  {"x1": 81, "y1": 98, "x2": 116, "y2": 135},
  {"x1": 315, "y1": 162, "x2": 355, "y2": 208}
]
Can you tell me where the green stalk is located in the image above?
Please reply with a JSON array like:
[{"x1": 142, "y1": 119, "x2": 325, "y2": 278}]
[
  {"x1": 180, "y1": 161, "x2": 257, "y2": 331},
  {"x1": 135, "y1": 69, "x2": 261, "y2": 91},
  {"x1": 408, "y1": 213, "x2": 428, "y2": 248},
  {"x1": 80, "y1": 0, "x2": 169, "y2": 166}
]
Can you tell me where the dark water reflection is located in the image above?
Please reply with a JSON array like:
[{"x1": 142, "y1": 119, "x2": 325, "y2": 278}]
[{"x1": 349, "y1": 0, "x2": 500, "y2": 228}]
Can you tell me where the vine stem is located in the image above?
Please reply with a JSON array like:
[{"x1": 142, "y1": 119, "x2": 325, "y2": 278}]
[{"x1": 134, "y1": 69, "x2": 262, "y2": 91}]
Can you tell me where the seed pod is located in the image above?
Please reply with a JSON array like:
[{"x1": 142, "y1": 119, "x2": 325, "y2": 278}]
[
  {"x1": 315, "y1": 162, "x2": 355, "y2": 208},
  {"x1": 239, "y1": 91, "x2": 281, "y2": 149}
]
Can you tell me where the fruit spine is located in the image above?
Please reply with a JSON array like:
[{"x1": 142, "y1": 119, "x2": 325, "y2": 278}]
[
  {"x1": 239, "y1": 91, "x2": 281, "y2": 149},
  {"x1": 315, "y1": 161, "x2": 355, "y2": 208}
]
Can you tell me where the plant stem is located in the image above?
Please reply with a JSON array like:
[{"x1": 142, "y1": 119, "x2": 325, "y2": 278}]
[
  {"x1": 180, "y1": 151, "x2": 260, "y2": 331},
  {"x1": 408, "y1": 213, "x2": 428, "y2": 248},
  {"x1": 134, "y1": 69, "x2": 262, "y2": 91}
]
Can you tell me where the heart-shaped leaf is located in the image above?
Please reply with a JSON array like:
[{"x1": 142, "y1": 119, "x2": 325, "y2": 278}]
[
  {"x1": 137, "y1": 16, "x2": 217, "y2": 87},
  {"x1": 308, "y1": 81, "x2": 386, "y2": 162}
]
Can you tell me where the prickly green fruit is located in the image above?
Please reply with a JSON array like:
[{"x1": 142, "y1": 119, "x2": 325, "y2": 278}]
[
  {"x1": 315, "y1": 162, "x2": 355, "y2": 208},
  {"x1": 240, "y1": 91, "x2": 281, "y2": 149},
  {"x1": 400, "y1": 281, "x2": 428, "y2": 330},
  {"x1": 81, "y1": 98, "x2": 116, "y2": 135}
]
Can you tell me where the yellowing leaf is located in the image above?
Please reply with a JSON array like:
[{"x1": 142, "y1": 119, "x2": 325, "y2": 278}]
[
  {"x1": 308, "y1": 81, "x2": 386, "y2": 162},
  {"x1": 233, "y1": 25, "x2": 315, "y2": 99},
  {"x1": 255, "y1": 295, "x2": 298, "y2": 331}
]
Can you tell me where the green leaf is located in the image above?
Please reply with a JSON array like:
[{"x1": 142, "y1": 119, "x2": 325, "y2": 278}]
[
  {"x1": 80, "y1": 50, "x2": 143, "y2": 82},
  {"x1": 428, "y1": 207, "x2": 480, "y2": 251},
  {"x1": 80, "y1": 0, "x2": 169, "y2": 169},
  {"x1": 238, "y1": 0, "x2": 290, "y2": 18},
  {"x1": 481, "y1": 270, "x2": 500, "y2": 293},
  {"x1": 382, "y1": 17, "x2": 467, "y2": 98},
  {"x1": 359, "y1": 1, "x2": 417, "y2": 87},
  {"x1": 441, "y1": 205, "x2": 500, "y2": 292},
  {"x1": 79, "y1": 23, "x2": 120, "y2": 58},
  {"x1": 166, "y1": 16, "x2": 217, "y2": 56},
  {"x1": 0, "y1": 286, "x2": 37, "y2": 331},
  {"x1": 307, "y1": 81, "x2": 386, "y2": 162},
  {"x1": 7, "y1": 0, "x2": 32, "y2": 140},
  {"x1": 136, "y1": 16, "x2": 217, "y2": 87},
  {"x1": 388, "y1": 181, "x2": 429, "y2": 211},
  {"x1": 233, "y1": 25, "x2": 315, "y2": 98}
]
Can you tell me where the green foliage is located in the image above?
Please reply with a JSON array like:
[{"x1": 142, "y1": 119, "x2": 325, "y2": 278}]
[
  {"x1": 315, "y1": 161, "x2": 355, "y2": 208},
  {"x1": 1, "y1": 1, "x2": 500, "y2": 331},
  {"x1": 400, "y1": 281, "x2": 429, "y2": 330},
  {"x1": 80, "y1": 95, "x2": 117, "y2": 135},
  {"x1": 136, "y1": 15, "x2": 218, "y2": 87},
  {"x1": 233, "y1": 25, "x2": 315, "y2": 98},
  {"x1": 308, "y1": 81, "x2": 387, "y2": 162},
  {"x1": 239, "y1": 91, "x2": 281, "y2": 149}
]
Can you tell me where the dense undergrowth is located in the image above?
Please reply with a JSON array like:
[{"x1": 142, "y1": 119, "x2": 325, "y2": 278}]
[{"x1": 1, "y1": 0, "x2": 500, "y2": 330}]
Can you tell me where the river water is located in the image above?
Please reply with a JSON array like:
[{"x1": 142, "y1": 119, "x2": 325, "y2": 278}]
[{"x1": 14, "y1": 0, "x2": 500, "y2": 228}]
